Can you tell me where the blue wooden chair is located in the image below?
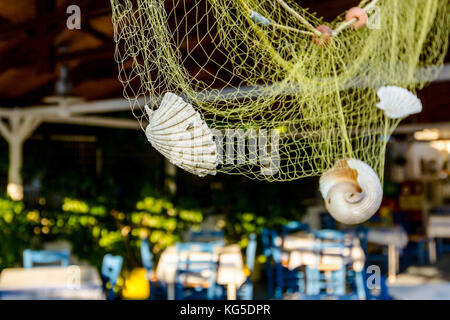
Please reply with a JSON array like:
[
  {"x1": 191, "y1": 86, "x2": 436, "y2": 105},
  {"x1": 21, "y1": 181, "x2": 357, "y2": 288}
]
[
  {"x1": 262, "y1": 228, "x2": 305, "y2": 299},
  {"x1": 140, "y1": 239, "x2": 168, "y2": 300},
  {"x1": 101, "y1": 254, "x2": 123, "y2": 300},
  {"x1": 23, "y1": 249, "x2": 70, "y2": 268},
  {"x1": 190, "y1": 230, "x2": 225, "y2": 245},
  {"x1": 140, "y1": 239, "x2": 154, "y2": 272},
  {"x1": 262, "y1": 228, "x2": 277, "y2": 298},
  {"x1": 174, "y1": 242, "x2": 219, "y2": 300},
  {"x1": 306, "y1": 230, "x2": 347, "y2": 297},
  {"x1": 282, "y1": 221, "x2": 310, "y2": 238},
  {"x1": 237, "y1": 234, "x2": 257, "y2": 300}
]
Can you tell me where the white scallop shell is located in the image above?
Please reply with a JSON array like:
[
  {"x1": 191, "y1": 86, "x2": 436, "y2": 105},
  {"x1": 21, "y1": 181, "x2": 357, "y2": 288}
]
[
  {"x1": 320, "y1": 159, "x2": 383, "y2": 225},
  {"x1": 376, "y1": 86, "x2": 422, "y2": 119},
  {"x1": 145, "y1": 92, "x2": 218, "y2": 177}
]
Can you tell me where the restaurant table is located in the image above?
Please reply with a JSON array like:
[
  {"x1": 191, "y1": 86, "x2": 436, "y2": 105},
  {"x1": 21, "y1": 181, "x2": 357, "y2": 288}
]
[
  {"x1": 348, "y1": 226, "x2": 408, "y2": 283},
  {"x1": 278, "y1": 232, "x2": 366, "y2": 272},
  {"x1": 0, "y1": 266, "x2": 104, "y2": 300},
  {"x1": 427, "y1": 214, "x2": 450, "y2": 263},
  {"x1": 156, "y1": 244, "x2": 246, "y2": 300},
  {"x1": 388, "y1": 283, "x2": 450, "y2": 300}
]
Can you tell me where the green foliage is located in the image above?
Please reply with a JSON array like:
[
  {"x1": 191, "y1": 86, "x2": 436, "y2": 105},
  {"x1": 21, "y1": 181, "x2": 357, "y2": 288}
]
[
  {"x1": 0, "y1": 194, "x2": 203, "y2": 271},
  {"x1": 225, "y1": 211, "x2": 289, "y2": 248}
]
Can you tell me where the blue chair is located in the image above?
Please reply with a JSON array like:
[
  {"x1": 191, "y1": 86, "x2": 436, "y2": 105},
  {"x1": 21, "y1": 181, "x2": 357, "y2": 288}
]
[
  {"x1": 312, "y1": 229, "x2": 346, "y2": 241},
  {"x1": 140, "y1": 239, "x2": 168, "y2": 300},
  {"x1": 174, "y1": 242, "x2": 219, "y2": 300},
  {"x1": 262, "y1": 228, "x2": 305, "y2": 299},
  {"x1": 262, "y1": 228, "x2": 277, "y2": 298},
  {"x1": 140, "y1": 239, "x2": 154, "y2": 272},
  {"x1": 190, "y1": 230, "x2": 225, "y2": 245},
  {"x1": 23, "y1": 249, "x2": 70, "y2": 268},
  {"x1": 237, "y1": 234, "x2": 257, "y2": 300},
  {"x1": 282, "y1": 221, "x2": 310, "y2": 238},
  {"x1": 306, "y1": 230, "x2": 347, "y2": 297},
  {"x1": 101, "y1": 254, "x2": 123, "y2": 300}
]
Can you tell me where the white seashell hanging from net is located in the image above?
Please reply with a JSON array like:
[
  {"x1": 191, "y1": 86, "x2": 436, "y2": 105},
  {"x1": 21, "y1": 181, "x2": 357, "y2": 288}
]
[
  {"x1": 145, "y1": 93, "x2": 218, "y2": 177},
  {"x1": 319, "y1": 159, "x2": 383, "y2": 225},
  {"x1": 376, "y1": 86, "x2": 423, "y2": 119}
]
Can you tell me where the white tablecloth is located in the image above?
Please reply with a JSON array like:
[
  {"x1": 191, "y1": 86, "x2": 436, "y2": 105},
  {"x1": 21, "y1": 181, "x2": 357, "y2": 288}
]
[
  {"x1": 0, "y1": 266, "x2": 104, "y2": 300},
  {"x1": 156, "y1": 244, "x2": 246, "y2": 288},
  {"x1": 279, "y1": 233, "x2": 366, "y2": 272},
  {"x1": 428, "y1": 215, "x2": 450, "y2": 238}
]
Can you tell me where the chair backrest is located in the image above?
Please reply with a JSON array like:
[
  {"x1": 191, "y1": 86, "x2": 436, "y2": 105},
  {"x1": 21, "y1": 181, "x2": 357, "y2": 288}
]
[
  {"x1": 261, "y1": 228, "x2": 281, "y2": 263},
  {"x1": 261, "y1": 229, "x2": 276, "y2": 252},
  {"x1": 246, "y1": 234, "x2": 257, "y2": 273},
  {"x1": 140, "y1": 239, "x2": 154, "y2": 271},
  {"x1": 101, "y1": 254, "x2": 123, "y2": 287},
  {"x1": 282, "y1": 221, "x2": 310, "y2": 237},
  {"x1": 313, "y1": 229, "x2": 346, "y2": 242},
  {"x1": 190, "y1": 230, "x2": 225, "y2": 244},
  {"x1": 23, "y1": 249, "x2": 70, "y2": 268},
  {"x1": 312, "y1": 230, "x2": 347, "y2": 259}
]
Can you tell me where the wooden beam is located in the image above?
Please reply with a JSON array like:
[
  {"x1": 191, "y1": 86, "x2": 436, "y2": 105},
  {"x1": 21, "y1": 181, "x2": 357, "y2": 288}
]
[{"x1": 42, "y1": 115, "x2": 141, "y2": 129}]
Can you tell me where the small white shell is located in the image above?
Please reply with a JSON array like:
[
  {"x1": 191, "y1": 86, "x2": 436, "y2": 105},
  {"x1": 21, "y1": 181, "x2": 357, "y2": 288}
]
[
  {"x1": 376, "y1": 86, "x2": 422, "y2": 119},
  {"x1": 145, "y1": 92, "x2": 218, "y2": 177},
  {"x1": 320, "y1": 159, "x2": 383, "y2": 225}
]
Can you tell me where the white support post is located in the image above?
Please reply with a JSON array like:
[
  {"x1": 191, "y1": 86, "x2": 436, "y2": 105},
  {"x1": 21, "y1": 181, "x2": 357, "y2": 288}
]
[
  {"x1": 0, "y1": 113, "x2": 42, "y2": 201},
  {"x1": 7, "y1": 135, "x2": 24, "y2": 201}
]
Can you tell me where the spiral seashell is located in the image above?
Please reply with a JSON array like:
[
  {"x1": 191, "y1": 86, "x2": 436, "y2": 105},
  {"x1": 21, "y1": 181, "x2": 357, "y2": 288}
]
[
  {"x1": 345, "y1": 7, "x2": 368, "y2": 30},
  {"x1": 145, "y1": 92, "x2": 218, "y2": 177},
  {"x1": 376, "y1": 86, "x2": 422, "y2": 119},
  {"x1": 320, "y1": 159, "x2": 383, "y2": 225}
]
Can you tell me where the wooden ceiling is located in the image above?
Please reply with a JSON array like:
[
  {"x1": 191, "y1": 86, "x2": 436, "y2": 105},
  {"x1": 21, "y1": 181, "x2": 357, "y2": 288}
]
[{"x1": 0, "y1": 0, "x2": 447, "y2": 124}]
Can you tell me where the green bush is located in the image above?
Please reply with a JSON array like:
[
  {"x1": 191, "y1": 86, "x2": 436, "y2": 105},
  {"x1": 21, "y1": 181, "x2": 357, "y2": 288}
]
[{"x1": 0, "y1": 194, "x2": 203, "y2": 271}]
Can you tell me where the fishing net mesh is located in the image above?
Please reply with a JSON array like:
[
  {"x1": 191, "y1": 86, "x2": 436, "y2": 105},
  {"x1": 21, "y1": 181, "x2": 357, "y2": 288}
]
[{"x1": 110, "y1": 0, "x2": 450, "y2": 181}]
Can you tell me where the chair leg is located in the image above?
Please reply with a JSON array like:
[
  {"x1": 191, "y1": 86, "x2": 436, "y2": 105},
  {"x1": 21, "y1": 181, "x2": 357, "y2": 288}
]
[
  {"x1": 274, "y1": 262, "x2": 284, "y2": 299},
  {"x1": 355, "y1": 271, "x2": 366, "y2": 300},
  {"x1": 437, "y1": 239, "x2": 444, "y2": 259},
  {"x1": 175, "y1": 283, "x2": 184, "y2": 300},
  {"x1": 266, "y1": 263, "x2": 274, "y2": 298},
  {"x1": 417, "y1": 241, "x2": 425, "y2": 266},
  {"x1": 107, "y1": 288, "x2": 116, "y2": 300},
  {"x1": 297, "y1": 272, "x2": 305, "y2": 294},
  {"x1": 306, "y1": 267, "x2": 320, "y2": 295},
  {"x1": 333, "y1": 269, "x2": 346, "y2": 296}
]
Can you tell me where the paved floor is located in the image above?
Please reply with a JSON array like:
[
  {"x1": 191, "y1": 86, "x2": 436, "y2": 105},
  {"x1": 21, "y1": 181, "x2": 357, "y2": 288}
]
[{"x1": 388, "y1": 253, "x2": 450, "y2": 299}]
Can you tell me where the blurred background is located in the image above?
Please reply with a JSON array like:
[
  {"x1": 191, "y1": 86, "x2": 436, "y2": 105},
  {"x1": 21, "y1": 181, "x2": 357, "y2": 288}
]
[{"x1": 0, "y1": 0, "x2": 449, "y2": 301}]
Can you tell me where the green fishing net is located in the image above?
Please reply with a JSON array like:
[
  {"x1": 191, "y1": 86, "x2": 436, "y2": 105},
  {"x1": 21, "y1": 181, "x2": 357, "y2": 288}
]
[{"x1": 110, "y1": 0, "x2": 450, "y2": 181}]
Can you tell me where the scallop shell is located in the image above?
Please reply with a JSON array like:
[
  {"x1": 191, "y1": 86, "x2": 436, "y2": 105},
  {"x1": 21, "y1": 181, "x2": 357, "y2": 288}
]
[
  {"x1": 376, "y1": 86, "x2": 422, "y2": 119},
  {"x1": 319, "y1": 159, "x2": 383, "y2": 225},
  {"x1": 145, "y1": 92, "x2": 218, "y2": 177}
]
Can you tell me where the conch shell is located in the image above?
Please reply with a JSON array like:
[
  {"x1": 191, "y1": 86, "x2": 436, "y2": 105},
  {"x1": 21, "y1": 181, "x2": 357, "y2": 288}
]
[
  {"x1": 145, "y1": 92, "x2": 218, "y2": 177},
  {"x1": 376, "y1": 86, "x2": 422, "y2": 119},
  {"x1": 320, "y1": 159, "x2": 382, "y2": 225}
]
